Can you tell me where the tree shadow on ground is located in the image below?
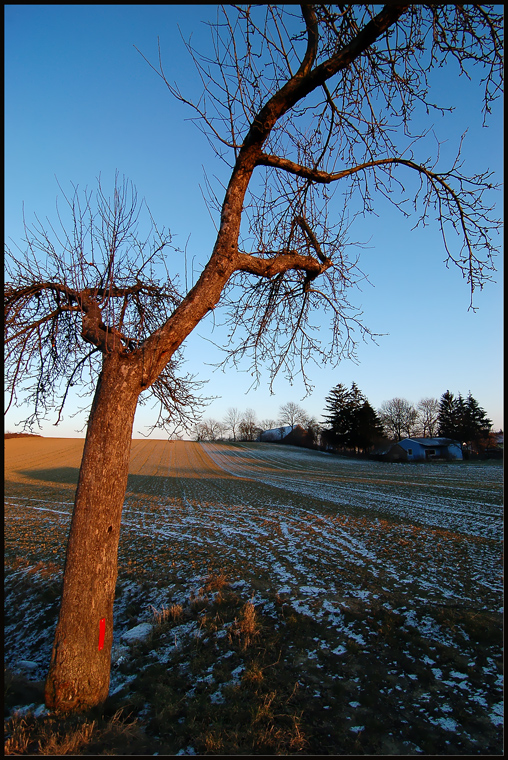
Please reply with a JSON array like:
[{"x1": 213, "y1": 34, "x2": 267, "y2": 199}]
[
  {"x1": 17, "y1": 467, "x2": 80, "y2": 485},
  {"x1": 14, "y1": 468, "x2": 252, "y2": 497}
]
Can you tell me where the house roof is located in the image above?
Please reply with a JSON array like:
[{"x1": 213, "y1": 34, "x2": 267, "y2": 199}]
[
  {"x1": 403, "y1": 437, "x2": 461, "y2": 447},
  {"x1": 260, "y1": 424, "x2": 307, "y2": 442},
  {"x1": 261, "y1": 425, "x2": 293, "y2": 438}
]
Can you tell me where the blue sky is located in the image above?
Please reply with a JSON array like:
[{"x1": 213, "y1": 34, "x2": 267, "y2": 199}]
[{"x1": 5, "y1": 5, "x2": 503, "y2": 437}]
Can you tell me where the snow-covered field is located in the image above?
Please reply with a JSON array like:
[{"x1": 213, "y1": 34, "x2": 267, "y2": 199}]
[{"x1": 4, "y1": 438, "x2": 503, "y2": 755}]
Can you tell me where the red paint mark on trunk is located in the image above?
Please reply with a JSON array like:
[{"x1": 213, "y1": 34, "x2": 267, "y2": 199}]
[{"x1": 98, "y1": 618, "x2": 106, "y2": 651}]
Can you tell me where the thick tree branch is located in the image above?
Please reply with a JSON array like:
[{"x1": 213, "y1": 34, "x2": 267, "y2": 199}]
[
  {"x1": 242, "y1": 4, "x2": 409, "y2": 150},
  {"x1": 140, "y1": 5, "x2": 411, "y2": 381},
  {"x1": 80, "y1": 299, "x2": 135, "y2": 354},
  {"x1": 255, "y1": 153, "x2": 445, "y2": 185},
  {"x1": 236, "y1": 250, "x2": 330, "y2": 280}
]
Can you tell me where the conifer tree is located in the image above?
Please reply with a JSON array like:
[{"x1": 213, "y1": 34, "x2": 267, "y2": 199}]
[
  {"x1": 463, "y1": 392, "x2": 492, "y2": 449},
  {"x1": 322, "y1": 383, "x2": 352, "y2": 449},
  {"x1": 437, "y1": 391, "x2": 459, "y2": 439},
  {"x1": 437, "y1": 390, "x2": 492, "y2": 451},
  {"x1": 322, "y1": 382, "x2": 383, "y2": 453},
  {"x1": 351, "y1": 401, "x2": 385, "y2": 453}
]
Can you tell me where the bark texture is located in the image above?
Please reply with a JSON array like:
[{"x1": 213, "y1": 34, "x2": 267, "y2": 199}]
[{"x1": 45, "y1": 353, "x2": 140, "y2": 711}]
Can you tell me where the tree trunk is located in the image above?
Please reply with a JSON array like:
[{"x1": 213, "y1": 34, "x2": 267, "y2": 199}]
[{"x1": 45, "y1": 353, "x2": 140, "y2": 712}]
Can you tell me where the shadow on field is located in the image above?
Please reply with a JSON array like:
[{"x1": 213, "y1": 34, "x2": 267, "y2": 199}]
[
  {"x1": 16, "y1": 468, "x2": 242, "y2": 494},
  {"x1": 18, "y1": 467, "x2": 80, "y2": 485}
]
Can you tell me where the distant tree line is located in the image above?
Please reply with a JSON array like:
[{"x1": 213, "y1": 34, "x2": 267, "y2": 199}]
[
  {"x1": 194, "y1": 401, "x2": 319, "y2": 444},
  {"x1": 193, "y1": 386, "x2": 498, "y2": 458}
]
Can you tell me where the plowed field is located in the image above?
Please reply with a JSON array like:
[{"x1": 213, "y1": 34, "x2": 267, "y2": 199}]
[{"x1": 4, "y1": 438, "x2": 503, "y2": 755}]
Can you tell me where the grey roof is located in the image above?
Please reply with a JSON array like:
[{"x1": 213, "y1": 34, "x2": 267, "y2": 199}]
[
  {"x1": 404, "y1": 437, "x2": 461, "y2": 447},
  {"x1": 259, "y1": 425, "x2": 293, "y2": 441}
]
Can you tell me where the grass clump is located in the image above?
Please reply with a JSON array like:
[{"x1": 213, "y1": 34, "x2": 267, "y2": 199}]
[
  {"x1": 150, "y1": 603, "x2": 183, "y2": 627},
  {"x1": 4, "y1": 708, "x2": 153, "y2": 756},
  {"x1": 229, "y1": 601, "x2": 261, "y2": 649}
]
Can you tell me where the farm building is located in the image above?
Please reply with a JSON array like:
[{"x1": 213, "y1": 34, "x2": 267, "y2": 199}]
[
  {"x1": 373, "y1": 437, "x2": 463, "y2": 462},
  {"x1": 259, "y1": 425, "x2": 294, "y2": 442},
  {"x1": 259, "y1": 424, "x2": 310, "y2": 445}
]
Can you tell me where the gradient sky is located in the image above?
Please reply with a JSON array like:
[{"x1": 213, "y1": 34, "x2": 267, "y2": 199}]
[{"x1": 5, "y1": 5, "x2": 503, "y2": 437}]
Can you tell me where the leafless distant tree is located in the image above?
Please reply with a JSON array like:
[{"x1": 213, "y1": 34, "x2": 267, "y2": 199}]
[
  {"x1": 259, "y1": 418, "x2": 278, "y2": 432},
  {"x1": 5, "y1": 4, "x2": 502, "y2": 712},
  {"x1": 223, "y1": 407, "x2": 242, "y2": 441},
  {"x1": 279, "y1": 401, "x2": 308, "y2": 430},
  {"x1": 379, "y1": 397, "x2": 418, "y2": 440},
  {"x1": 239, "y1": 408, "x2": 260, "y2": 441},
  {"x1": 194, "y1": 418, "x2": 225, "y2": 441},
  {"x1": 416, "y1": 397, "x2": 440, "y2": 438},
  {"x1": 302, "y1": 415, "x2": 321, "y2": 446}
]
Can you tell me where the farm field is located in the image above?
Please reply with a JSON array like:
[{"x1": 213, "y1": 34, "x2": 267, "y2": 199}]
[{"x1": 4, "y1": 437, "x2": 503, "y2": 755}]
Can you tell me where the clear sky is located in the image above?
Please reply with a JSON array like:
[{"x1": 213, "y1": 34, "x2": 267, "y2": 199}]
[{"x1": 5, "y1": 5, "x2": 503, "y2": 438}]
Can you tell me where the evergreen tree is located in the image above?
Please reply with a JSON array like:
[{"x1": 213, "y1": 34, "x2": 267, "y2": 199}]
[
  {"x1": 437, "y1": 390, "x2": 492, "y2": 451},
  {"x1": 437, "y1": 390, "x2": 459, "y2": 438},
  {"x1": 322, "y1": 383, "x2": 383, "y2": 453},
  {"x1": 463, "y1": 392, "x2": 492, "y2": 449},
  {"x1": 322, "y1": 383, "x2": 353, "y2": 449},
  {"x1": 350, "y1": 401, "x2": 385, "y2": 452}
]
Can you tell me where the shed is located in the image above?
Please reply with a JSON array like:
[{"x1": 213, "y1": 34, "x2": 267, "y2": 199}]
[
  {"x1": 259, "y1": 424, "x2": 308, "y2": 444},
  {"x1": 377, "y1": 437, "x2": 463, "y2": 462},
  {"x1": 259, "y1": 425, "x2": 293, "y2": 442}
]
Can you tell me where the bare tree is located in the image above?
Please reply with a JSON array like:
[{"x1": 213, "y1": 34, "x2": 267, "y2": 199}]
[
  {"x1": 4, "y1": 5, "x2": 502, "y2": 712},
  {"x1": 379, "y1": 397, "x2": 418, "y2": 441},
  {"x1": 239, "y1": 408, "x2": 260, "y2": 441},
  {"x1": 193, "y1": 420, "x2": 207, "y2": 441},
  {"x1": 302, "y1": 415, "x2": 321, "y2": 446},
  {"x1": 193, "y1": 418, "x2": 225, "y2": 441},
  {"x1": 208, "y1": 418, "x2": 226, "y2": 441},
  {"x1": 223, "y1": 407, "x2": 241, "y2": 441},
  {"x1": 416, "y1": 397, "x2": 440, "y2": 438},
  {"x1": 259, "y1": 418, "x2": 278, "y2": 432},
  {"x1": 279, "y1": 401, "x2": 308, "y2": 431}
]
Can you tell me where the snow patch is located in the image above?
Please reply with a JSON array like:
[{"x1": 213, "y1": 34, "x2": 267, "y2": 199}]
[{"x1": 121, "y1": 622, "x2": 153, "y2": 643}]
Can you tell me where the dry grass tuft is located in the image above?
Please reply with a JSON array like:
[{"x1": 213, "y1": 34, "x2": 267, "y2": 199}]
[
  {"x1": 150, "y1": 603, "x2": 183, "y2": 626},
  {"x1": 203, "y1": 730, "x2": 225, "y2": 753},
  {"x1": 189, "y1": 590, "x2": 209, "y2": 613},
  {"x1": 230, "y1": 601, "x2": 261, "y2": 649},
  {"x1": 253, "y1": 690, "x2": 276, "y2": 724},
  {"x1": 4, "y1": 715, "x2": 96, "y2": 756},
  {"x1": 37, "y1": 720, "x2": 96, "y2": 755},
  {"x1": 203, "y1": 570, "x2": 229, "y2": 594},
  {"x1": 4, "y1": 716, "x2": 31, "y2": 755},
  {"x1": 4, "y1": 708, "x2": 149, "y2": 757},
  {"x1": 243, "y1": 660, "x2": 264, "y2": 684}
]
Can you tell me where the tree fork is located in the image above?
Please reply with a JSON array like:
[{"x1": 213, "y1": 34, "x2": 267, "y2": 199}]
[{"x1": 45, "y1": 352, "x2": 141, "y2": 712}]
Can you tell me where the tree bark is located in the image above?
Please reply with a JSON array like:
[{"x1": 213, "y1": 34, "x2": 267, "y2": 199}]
[{"x1": 45, "y1": 352, "x2": 141, "y2": 712}]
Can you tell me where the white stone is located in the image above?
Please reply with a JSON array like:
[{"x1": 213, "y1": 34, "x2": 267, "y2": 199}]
[
  {"x1": 120, "y1": 622, "x2": 153, "y2": 643},
  {"x1": 15, "y1": 660, "x2": 39, "y2": 672},
  {"x1": 33, "y1": 704, "x2": 50, "y2": 718},
  {"x1": 111, "y1": 644, "x2": 130, "y2": 662}
]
